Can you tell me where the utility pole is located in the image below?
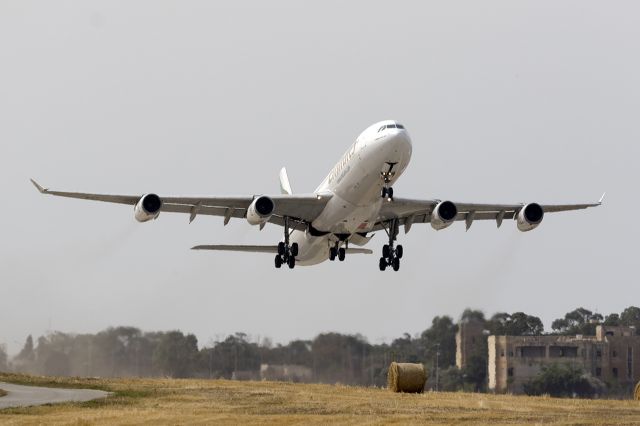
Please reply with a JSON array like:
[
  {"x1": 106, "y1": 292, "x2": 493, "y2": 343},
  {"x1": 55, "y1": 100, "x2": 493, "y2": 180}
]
[{"x1": 435, "y1": 343, "x2": 440, "y2": 392}]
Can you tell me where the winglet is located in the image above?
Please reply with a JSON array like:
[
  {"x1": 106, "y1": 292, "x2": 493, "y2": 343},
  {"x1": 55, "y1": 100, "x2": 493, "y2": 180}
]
[
  {"x1": 30, "y1": 178, "x2": 48, "y2": 194},
  {"x1": 598, "y1": 192, "x2": 606, "y2": 205}
]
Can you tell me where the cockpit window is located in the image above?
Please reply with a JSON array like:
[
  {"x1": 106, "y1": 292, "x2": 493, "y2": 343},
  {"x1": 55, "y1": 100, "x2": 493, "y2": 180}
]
[{"x1": 378, "y1": 123, "x2": 405, "y2": 132}]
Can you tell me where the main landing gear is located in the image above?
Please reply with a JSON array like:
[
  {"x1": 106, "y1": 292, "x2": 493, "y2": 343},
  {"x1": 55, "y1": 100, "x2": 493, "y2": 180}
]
[
  {"x1": 329, "y1": 242, "x2": 346, "y2": 262},
  {"x1": 379, "y1": 219, "x2": 403, "y2": 272},
  {"x1": 274, "y1": 217, "x2": 298, "y2": 269}
]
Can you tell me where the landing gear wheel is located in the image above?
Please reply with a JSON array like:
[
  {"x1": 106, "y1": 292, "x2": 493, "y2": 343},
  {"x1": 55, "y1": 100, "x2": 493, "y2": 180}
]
[
  {"x1": 387, "y1": 187, "x2": 394, "y2": 199},
  {"x1": 382, "y1": 244, "x2": 390, "y2": 259},
  {"x1": 275, "y1": 255, "x2": 282, "y2": 269},
  {"x1": 392, "y1": 257, "x2": 400, "y2": 271},
  {"x1": 379, "y1": 257, "x2": 387, "y2": 271},
  {"x1": 290, "y1": 243, "x2": 299, "y2": 257},
  {"x1": 329, "y1": 247, "x2": 337, "y2": 261},
  {"x1": 338, "y1": 247, "x2": 346, "y2": 262},
  {"x1": 277, "y1": 242, "x2": 286, "y2": 256},
  {"x1": 381, "y1": 187, "x2": 388, "y2": 198},
  {"x1": 396, "y1": 245, "x2": 403, "y2": 259},
  {"x1": 288, "y1": 256, "x2": 296, "y2": 269}
]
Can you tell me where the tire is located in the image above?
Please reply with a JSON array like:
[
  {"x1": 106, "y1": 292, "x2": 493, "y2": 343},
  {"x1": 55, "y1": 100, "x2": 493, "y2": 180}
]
[
  {"x1": 392, "y1": 257, "x2": 400, "y2": 271},
  {"x1": 329, "y1": 247, "x2": 336, "y2": 261},
  {"x1": 379, "y1": 257, "x2": 387, "y2": 271},
  {"x1": 381, "y1": 187, "x2": 387, "y2": 198},
  {"x1": 396, "y1": 245, "x2": 403, "y2": 259},
  {"x1": 387, "y1": 187, "x2": 394, "y2": 199},
  {"x1": 291, "y1": 243, "x2": 299, "y2": 257},
  {"x1": 275, "y1": 255, "x2": 282, "y2": 269},
  {"x1": 338, "y1": 247, "x2": 346, "y2": 261},
  {"x1": 277, "y1": 242, "x2": 286, "y2": 256},
  {"x1": 288, "y1": 255, "x2": 296, "y2": 269},
  {"x1": 382, "y1": 244, "x2": 390, "y2": 259}
]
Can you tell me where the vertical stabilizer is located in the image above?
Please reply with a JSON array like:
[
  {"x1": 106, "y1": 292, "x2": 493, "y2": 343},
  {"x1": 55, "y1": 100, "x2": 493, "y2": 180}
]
[{"x1": 279, "y1": 167, "x2": 293, "y2": 195}]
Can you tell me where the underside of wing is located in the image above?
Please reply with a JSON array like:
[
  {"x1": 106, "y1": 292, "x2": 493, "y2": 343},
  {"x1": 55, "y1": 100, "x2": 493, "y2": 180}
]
[
  {"x1": 30, "y1": 179, "x2": 330, "y2": 226},
  {"x1": 374, "y1": 195, "x2": 603, "y2": 232}
]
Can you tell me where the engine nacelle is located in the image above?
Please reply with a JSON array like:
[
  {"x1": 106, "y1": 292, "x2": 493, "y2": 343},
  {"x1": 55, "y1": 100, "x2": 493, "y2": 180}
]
[
  {"x1": 431, "y1": 200, "x2": 458, "y2": 230},
  {"x1": 134, "y1": 193, "x2": 162, "y2": 222},
  {"x1": 246, "y1": 196, "x2": 275, "y2": 225},
  {"x1": 517, "y1": 203, "x2": 544, "y2": 232}
]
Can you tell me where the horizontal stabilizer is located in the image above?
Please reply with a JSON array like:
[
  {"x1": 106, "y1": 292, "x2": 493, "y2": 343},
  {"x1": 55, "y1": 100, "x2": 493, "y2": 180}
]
[
  {"x1": 345, "y1": 248, "x2": 373, "y2": 254},
  {"x1": 192, "y1": 245, "x2": 278, "y2": 253},
  {"x1": 191, "y1": 245, "x2": 373, "y2": 255}
]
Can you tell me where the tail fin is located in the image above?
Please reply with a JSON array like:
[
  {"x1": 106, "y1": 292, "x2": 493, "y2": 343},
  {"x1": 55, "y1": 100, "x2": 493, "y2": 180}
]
[{"x1": 279, "y1": 167, "x2": 293, "y2": 195}]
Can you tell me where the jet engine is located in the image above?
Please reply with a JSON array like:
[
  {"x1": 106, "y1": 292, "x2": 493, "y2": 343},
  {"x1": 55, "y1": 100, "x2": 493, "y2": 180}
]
[
  {"x1": 431, "y1": 201, "x2": 458, "y2": 230},
  {"x1": 517, "y1": 203, "x2": 544, "y2": 232},
  {"x1": 246, "y1": 195, "x2": 275, "y2": 225},
  {"x1": 134, "y1": 193, "x2": 162, "y2": 222}
]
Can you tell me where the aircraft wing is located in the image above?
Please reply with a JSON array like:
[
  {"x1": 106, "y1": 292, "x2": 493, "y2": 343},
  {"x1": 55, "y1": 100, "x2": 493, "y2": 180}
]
[
  {"x1": 192, "y1": 245, "x2": 373, "y2": 254},
  {"x1": 30, "y1": 179, "x2": 330, "y2": 226},
  {"x1": 374, "y1": 195, "x2": 604, "y2": 232}
]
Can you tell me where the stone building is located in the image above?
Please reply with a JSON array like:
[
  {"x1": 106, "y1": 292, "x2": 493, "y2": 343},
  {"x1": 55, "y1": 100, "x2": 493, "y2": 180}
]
[
  {"x1": 486, "y1": 325, "x2": 640, "y2": 394},
  {"x1": 456, "y1": 318, "x2": 486, "y2": 370}
]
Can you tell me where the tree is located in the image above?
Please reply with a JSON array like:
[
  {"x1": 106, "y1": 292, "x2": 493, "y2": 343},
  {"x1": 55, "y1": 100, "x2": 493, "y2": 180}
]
[
  {"x1": 152, "y1": 331, "x2": 199, "y2": 378},
  {"x1": 17, "y1": 335, "x2": 35, "y2": 362},
  {"x1": 620, "y1": 306, "x2": 640, "y2": 334},
  {"x1": 460, "y1": 309, "x2": 486, "y2": 323},
  {"x1": 462, "y1": 355, "x2": 487, "y2": 391},
  {"x1": 603, "y1": 313, "x2": 621, "y2": 326},
  {"x1": 420, "y1": 316, "x2": 457, "y2": 369},
  {"x1": 488, "y1": 312, "x2": 543, "y2": 336},
  {"x1": 551, "y1": 307, "x2": 601, "y2": 335},
  {"x1": 0, "y1": 344, "x2": 8, "y2": 372},
  {"x1": 523, "y1": 364, "x2": 605, "y2": 398}
]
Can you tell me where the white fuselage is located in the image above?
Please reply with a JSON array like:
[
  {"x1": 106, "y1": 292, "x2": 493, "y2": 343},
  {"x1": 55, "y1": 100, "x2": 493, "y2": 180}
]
[{"x1": 290, "y1": 120, "x2": 412, "y2": 265}]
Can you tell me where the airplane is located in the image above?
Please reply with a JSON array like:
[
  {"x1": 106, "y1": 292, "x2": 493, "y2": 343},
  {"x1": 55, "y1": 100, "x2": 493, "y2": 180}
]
[{"x1": 30, "y1": 120, "x2": 604, "y2": 271}]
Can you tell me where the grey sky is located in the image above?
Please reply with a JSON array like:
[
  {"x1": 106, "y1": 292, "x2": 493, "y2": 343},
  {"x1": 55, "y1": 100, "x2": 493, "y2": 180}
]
[{"x1": 1, "y1": 1, "x2": 638, "y2": 355}]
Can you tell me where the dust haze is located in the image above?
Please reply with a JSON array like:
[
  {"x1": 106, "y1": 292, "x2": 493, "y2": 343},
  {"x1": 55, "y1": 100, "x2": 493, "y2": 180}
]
[{"x1": 1, "y1": 1, "x2": 638, "y2": 359}]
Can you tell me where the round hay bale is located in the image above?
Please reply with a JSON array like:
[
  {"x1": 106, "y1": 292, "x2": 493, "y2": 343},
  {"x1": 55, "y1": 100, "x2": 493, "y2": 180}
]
[
  {"x1": 634, "y1": 381, "x2": 640, "y2": 400},
  {"x1": 387, "y1": 362, "x2": 427, "y2": 393}
]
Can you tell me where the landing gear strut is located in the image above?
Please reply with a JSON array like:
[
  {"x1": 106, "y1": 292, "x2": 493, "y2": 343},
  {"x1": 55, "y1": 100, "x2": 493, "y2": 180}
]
[
  {"x1": 329, "y1": 241, "x2": 347, "y2": 262},
  {"x1": 379, "y1": 219, "x2": 403, "y2": 272},
  {"x1": 274, "y1": 217, "x2": 298, "y2": 269},
  {"x1": 381, "y1": 162, "x2": 397, "y2": 200}
]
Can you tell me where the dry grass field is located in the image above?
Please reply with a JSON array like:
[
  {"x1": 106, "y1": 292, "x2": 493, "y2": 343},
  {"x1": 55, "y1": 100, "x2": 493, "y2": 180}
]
[{"x1": 1, "y1": 373, "x2": 639, "y2": 425}]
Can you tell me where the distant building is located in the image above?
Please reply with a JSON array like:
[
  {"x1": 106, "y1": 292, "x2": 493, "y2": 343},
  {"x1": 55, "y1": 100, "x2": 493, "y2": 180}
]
[
  {"x1": 456, "y1": 318, "x2": 486, "y2": 370},
  {"x1": 485, "y1": 326, "x2": 640, "y2": 394},
  {"x1": 260, "y1": 364, "x2": 313, "y2": 382},
  {"x1": 231, "y1": 370, "x2": 260, "y2": 381}
]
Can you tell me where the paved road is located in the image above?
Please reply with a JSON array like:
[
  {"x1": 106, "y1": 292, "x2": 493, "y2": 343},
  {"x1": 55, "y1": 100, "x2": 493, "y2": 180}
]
[{"x1": 0, "y1": 382, "x2": 110, "y2": 409}]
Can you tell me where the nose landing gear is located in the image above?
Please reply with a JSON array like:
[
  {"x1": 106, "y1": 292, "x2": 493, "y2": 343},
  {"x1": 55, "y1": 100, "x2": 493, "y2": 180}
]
[
  {"x1": 274, "y1": 217, "x2": 298, "y2": 269},
  {"x1": 379, "y1": 219, "x2": 403, "y2": 272},
  {"x1": 381, "y1": 162, "x2": 397, "y2": 200}
]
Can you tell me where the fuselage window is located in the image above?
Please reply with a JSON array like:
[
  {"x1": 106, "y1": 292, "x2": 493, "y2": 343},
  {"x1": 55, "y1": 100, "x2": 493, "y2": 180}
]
[
  {"x1": 396, "y1": 124, "x2": 405, "y2": 129},
  {"x1": 378, "y1": 126, "x2": 386, "y2": 132},
  {"x1": 387, "y1": 124, "x2": 397, "y2": 129}
]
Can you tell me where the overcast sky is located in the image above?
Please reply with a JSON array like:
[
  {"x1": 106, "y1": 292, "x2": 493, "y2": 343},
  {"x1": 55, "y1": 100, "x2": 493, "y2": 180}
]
[{"x1": 1, "y1": 1, "x2": 638, "y2": 355}]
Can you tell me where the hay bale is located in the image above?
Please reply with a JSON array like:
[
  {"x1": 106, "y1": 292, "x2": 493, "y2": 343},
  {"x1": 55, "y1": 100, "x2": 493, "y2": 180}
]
[
  {"x1": 387, "y1": 362, "x2": 427, "y2": 393},
  {"x1": 634, "y1": 381, "x2": 640, "y2": 400}
]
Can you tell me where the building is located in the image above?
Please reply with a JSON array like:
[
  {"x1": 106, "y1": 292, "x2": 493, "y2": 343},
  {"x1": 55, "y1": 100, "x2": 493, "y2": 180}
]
[
  {"x1": 456, "y1": 318, "x2": 487, "y2": 370},
  {"x1": 486, "y1": 326, "x2": 640, "y2": 394},
  {"x1": 260, "y1": 364, "x2": 313, "y2": 382}
]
